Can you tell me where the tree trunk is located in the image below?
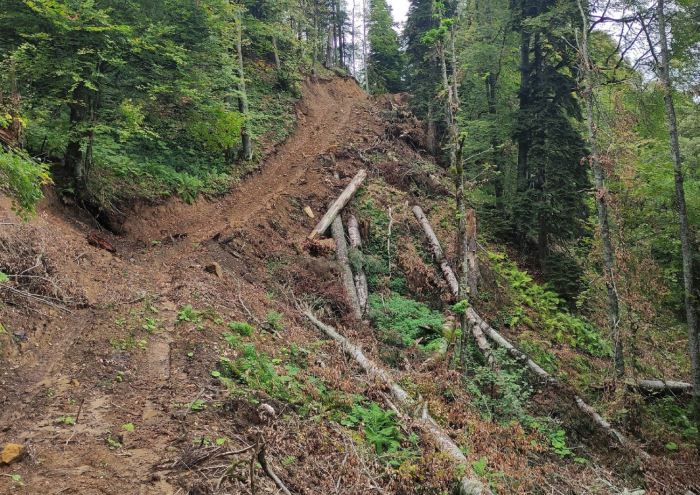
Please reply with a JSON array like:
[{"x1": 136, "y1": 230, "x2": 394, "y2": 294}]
[
  {"x1": 65, "y1": 81, "x2": 94, "y2": 187},
  {"x1": 308, "y1": 169, "x2": 367, "y2": 239},
  {"x1": 331, "y1": 216, "x2": 362, "y2": 318},
  {"x1": 466, "y1": 209, "x2": 479, "y2": 296},
  {"x1": 426, "y1": 105, "x2": 437, "y2": 156},
  {"x1": 313, "y1": 0, "x2": 319, "y2": 79},
  {"x1": 416, "y1": 209, "x2": 648, "y2": 456},
  {"x1": 631, "y1": 379, "x2": 692, "y2": 394},
  {"x1": 467, "y1": 307, "x2": 647, "y2": 457},
  {"x1": 577, "y1": 0, "x2": 624, "y2": 378},
  {"x1": 657, "y1": 0, "x2": 700, "y2": 442},
  {"x1": 450, "y1": 23, "x2": 460, "y2": 107},
  {"x1": 237, "y1": 12, "x2": 252, "y2": 161},
  {"x1": 362, "y1": 0, "x2": 369, "y2": 92},
  {"x1": 326, "y1": 24, "x2": 334, "y2": 68},
  {"x1": 348, "y1": 215, "x2": 369, "y2": 313},
  {"x1": 303, "y1": 311, "x2": 491, "y2": 495},
  {"x1": 516, "y1": 30, "x2": 531, "y2": 195},
  {"x1": 412, "y1": 205, "x2": 460, "y2": 298}
]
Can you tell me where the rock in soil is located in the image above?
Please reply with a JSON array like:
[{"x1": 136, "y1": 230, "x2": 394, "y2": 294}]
[{"x1": 0, "y1": 443, "x2": 26, "y2": 466}]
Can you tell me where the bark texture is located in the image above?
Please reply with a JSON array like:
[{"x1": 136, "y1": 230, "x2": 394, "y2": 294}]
[
  {"x1": 309, "y1": 169, "x2": 367, "y2": 240},
  {"x1": 347, "y1": 215, "x2": 369, "y2": 313},
  {"x1": 632, "y1": 379, "x2": 692, "y2": 394},
  {"x1": 412, "y1": 206, "x2": 460, "y2": 298},
  {"x1": 331, "y1": 215, "x2": 362, "y2": 318},
  {"x1": 237, "y1": 14, "x2": 252, "y2": 160},
  {"x1": 466, "y1": 209, "x2": 480, "y2": 296}
]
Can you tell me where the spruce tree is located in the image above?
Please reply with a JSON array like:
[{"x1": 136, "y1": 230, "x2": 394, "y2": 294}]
[
  {"x1": 367, "y1": 0, "x2": 405, "y2": 94},
  {"x1": 510, "y1": 0, "x2": 590, "y2": 264}
]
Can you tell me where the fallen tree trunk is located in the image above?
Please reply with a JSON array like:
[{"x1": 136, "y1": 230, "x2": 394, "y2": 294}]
[
  {"x1": 413, "y1": 205, "x2": 493, "y2": 362},
  {"x1": 303, "y1": 311, "x2": 489, "y2": 495},
  {"x1": 347, "y1": 215, "x2": 369, "y2": 313},
  {"x1": 466, "y1": 307, "x2": 649, "y2": 459},
  {"x1": 309, "y1": 169, "x2": 367, "y2": 240},
  {"x1": 331, "y1": 216, "x2": 362, "y2": 319},
  {"x1": 574, "y1": 397, "x2": 629, "y2": 447},
  {"x1": 630, "y1": 379, "x2": 692, "y2": 394},
  {"x1": 412, "y1": 206, "x2": 460, "y2": 298},
  {"x1": 466, "y1": 309, "x2": 549, "y2": 381},
  {"x1": 413, "y1": 209, "x2": 648, "y2": 457}
]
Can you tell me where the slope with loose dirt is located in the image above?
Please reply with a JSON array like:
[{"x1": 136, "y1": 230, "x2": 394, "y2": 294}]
[
  {"x1": 0, "y1": 76, "x2": 393, "y2": 495},
  {"x1": 1, "y1": 76, "x2": 698, "y2": 495}
]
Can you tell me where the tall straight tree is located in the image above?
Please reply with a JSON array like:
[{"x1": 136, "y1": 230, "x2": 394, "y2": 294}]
[
  {"x1": 236, "y1": 6, "x2": 253, "y2": 161},
  {"x1": 366, "y1": 0, "x2": 404, "y2": 93},
  {"x1": 510, "y1": 0, "x2": 590, "y2": 265},
  {"x1": 577, "y1": 0, "x2": 624, "y2": 377},
  {"x1": 655, "y1": 0, "x2": 700, "y2": 441},
  {"x1": 404, "y1": 0, "x2": 441, "y2": 152}
]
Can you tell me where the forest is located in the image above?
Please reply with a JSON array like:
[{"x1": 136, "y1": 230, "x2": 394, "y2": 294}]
[{"x1": 1, "y1": 0, "x2": 700, "y2": 494}]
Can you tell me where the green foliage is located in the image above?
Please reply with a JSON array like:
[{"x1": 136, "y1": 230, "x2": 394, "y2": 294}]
[
  {"x1": 217, "y1": 342, "x2": 301, "y2": 402},
  {"x1": 177, "y1": 305, "x2": 202, "y2": 324},
  {"x1": 266, "y1": 310, "x2": 284, "y2": 331},
  {"x1": 341, "y1": 402, "x2": 412, "y2": 464},
  {"x1": 489, "y1": 251, "x2": 611, "y2": 357},
  {"x1": 650, "y1": 397, "x2": 699, "y2": 440},
  {"x1": 369, "y1": 294, "x2": 444, "y2": 350},
  {"x1": 0, "y1": 148, "x2": 50, "y2": 219},
  {"x1": 471, "y1": 456, "x2": 488, "y2": 476},
  {"x1": 228, "y1": 321, "x2": 255, "y2": 337},
  {"x1": 367, "y1": 0, "x2": 406, "y2": 94},
  {"x1": 464, "y1": 346, "x2": 535, "y2": 424},
  {"x1": 110, "y1": 335, "x2": 136, "y2": 350},
  {"x1": 548, "y1": 429, "x2": 572, "y2": 456}
]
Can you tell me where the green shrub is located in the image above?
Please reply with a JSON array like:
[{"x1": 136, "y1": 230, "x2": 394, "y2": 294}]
[
  {"x1": 341, "y1": 402, "x2": 417, "y2": 465},
  {"x1": 228, "y1": 321, "x2": 255, "y2": 337},
  {"x1": 369, "y1": 294, "x2": 444, "y2": 348}
]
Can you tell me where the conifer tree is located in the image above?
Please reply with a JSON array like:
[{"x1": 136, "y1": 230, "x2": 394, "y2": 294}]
[
  {"x1": 510, "y1": 0, "x2": 590, "y2": 265},
  {"x1": 367, "y1": 0, "x2": 405, "y2": 93}
]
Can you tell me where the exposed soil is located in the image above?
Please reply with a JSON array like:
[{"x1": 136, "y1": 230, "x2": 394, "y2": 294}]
[{"x1": 1, "y1": 77, "x2": 698, "y2": 495}]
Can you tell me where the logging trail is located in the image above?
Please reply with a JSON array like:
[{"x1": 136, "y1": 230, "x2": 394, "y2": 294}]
[{"x1": 0, "y1": 76, "x2": 698, "y2": 495}]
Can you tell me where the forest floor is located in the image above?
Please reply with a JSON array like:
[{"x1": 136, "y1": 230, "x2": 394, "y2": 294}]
[{"x1": 0, "y1": 77, "x2": 698, "y2": 495}]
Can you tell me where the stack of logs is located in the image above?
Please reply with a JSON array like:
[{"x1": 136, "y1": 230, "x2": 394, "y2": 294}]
[{"x1": 308, "y1": 169, "x2": 369, "y2": 319}]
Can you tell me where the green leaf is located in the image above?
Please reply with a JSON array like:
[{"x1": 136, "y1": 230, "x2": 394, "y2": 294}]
[
  {"x1": 122, "y1": 423, "x2": 135, "y2": 432},
  {"x1": 471, "y1": 456, "x2": 488, "y2": 476},
  {"x1": 0, "y1": 272, "x2": 9, "y2": 283}
]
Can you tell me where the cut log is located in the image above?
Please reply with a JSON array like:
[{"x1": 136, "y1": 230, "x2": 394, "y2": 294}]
[
  {"x1": 466, "y1": 307, "x2": 649, "y2": 458},
  {"x1": 412, "y1": 205, "x2": 459, "y2": 298},
  {"x1": 466, "y1": 308, "x2": 550, "y2": 381},
  {"x1": 629, "y1": 379, "x2": 692, "y2": 394},
  {"x1": 469, "y1": 318, "x2": 495, "y2": 367},
  {"x1": 414, "y1": 204, "x2": 649, "y2": 458},
  {"x1": 413, "y1": 206, "x2": 492, "y2": 361},
  {"x1": 309, "y1": 169, "x2": 367, "y2": 240},
  {"x1": 303, "y1": 311, "x2": 490, "y2": 495},
  {"x1": 347, "y1": 215, "x2": 369, "y2": 313},
  {"x1": 331, "y1": 216, "x2": 362, "y2": 318}
]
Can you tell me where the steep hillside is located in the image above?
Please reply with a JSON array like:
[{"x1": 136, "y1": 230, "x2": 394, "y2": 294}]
[{"x1": 0, "y1": 77, "x2": 698, "y2": 495}]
